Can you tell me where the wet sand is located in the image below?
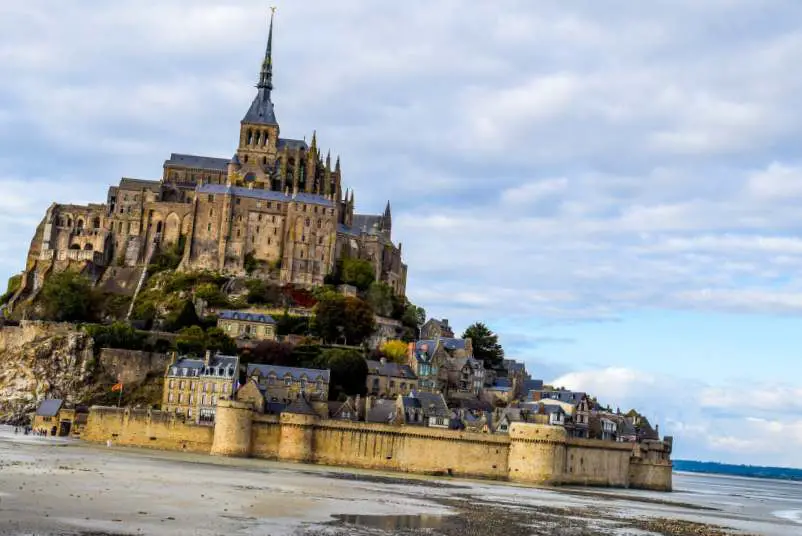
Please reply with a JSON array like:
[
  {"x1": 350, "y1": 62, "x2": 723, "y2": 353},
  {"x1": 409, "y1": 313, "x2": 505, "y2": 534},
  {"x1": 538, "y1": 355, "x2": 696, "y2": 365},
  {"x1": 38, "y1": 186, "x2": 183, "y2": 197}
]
[{"x1": 0, "y1": 426, "x2": 798, "y2": 535}]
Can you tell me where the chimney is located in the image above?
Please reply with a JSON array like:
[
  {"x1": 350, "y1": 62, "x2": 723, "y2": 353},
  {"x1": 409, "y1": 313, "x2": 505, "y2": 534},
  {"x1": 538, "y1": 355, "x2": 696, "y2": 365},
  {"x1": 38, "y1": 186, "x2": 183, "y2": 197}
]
[{"x1": 204, "y1": 350, "x2": 212, "y2": 366}]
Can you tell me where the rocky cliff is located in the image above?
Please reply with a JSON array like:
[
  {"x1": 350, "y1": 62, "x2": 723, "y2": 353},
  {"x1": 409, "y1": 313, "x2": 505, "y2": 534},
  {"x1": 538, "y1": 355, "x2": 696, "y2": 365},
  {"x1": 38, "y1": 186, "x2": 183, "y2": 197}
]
[{"x1": 0, "y1": 321, "x2": 97, "y2": 421}]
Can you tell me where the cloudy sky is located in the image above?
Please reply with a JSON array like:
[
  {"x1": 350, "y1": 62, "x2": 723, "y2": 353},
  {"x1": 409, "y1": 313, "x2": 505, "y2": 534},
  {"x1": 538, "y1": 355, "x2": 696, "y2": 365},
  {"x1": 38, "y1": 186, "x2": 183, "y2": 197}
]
[{"x1": 3, "y1": 0, "x2": 802, "y2": 467}]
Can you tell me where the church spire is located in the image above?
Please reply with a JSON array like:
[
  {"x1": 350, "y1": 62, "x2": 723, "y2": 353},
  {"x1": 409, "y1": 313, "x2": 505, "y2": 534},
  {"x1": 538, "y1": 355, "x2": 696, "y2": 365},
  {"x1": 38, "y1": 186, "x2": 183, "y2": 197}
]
[{"x1": 258, "y1": 7, "x2": 276, "y2": 95}]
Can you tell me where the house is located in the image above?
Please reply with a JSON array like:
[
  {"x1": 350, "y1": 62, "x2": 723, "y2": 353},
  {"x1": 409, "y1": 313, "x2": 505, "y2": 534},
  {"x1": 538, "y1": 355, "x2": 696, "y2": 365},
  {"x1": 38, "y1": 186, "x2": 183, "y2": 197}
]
[
  {"x1": 568, "y1": 396, "x2": 591, "y2": 438},
  {"x1": 482, "y1": 378, "x2": 516, "y2": 406},
  {"x1": 365, "y1": 358, "x2": 418, "y2": 397},
  {"x1": 235, "y1": 378, "x2": 266, "y2": 413},
  {"x1": 329, "y1": 396, "x2": 361, "y2": 421},
  {"x1": 537, "y1": 403, "x2": 567, "y2": 426},
  {"x1": 217, "y1": 310, "x2": 277, "y2": 342},
  {"x1": 247, "y1": 363, "x2": 330, "y2": 403},
  {"x1": 32, "y1": 400, "x2": 89, "y2": 437},
  {"x1": 420, "y1": 318, "x2": 455, "y2": 340},
  {"x1": 162, "y1": 351, "x2": 239, "y2": 424},
  {"x1": 365, "y1": 398, "x2": 397, "y2": 424},
  {"x1": 494, "y1": 408, "x2": 526, "y2": 434},
  {"x1": 397, "y1": 391, "x2": 451, "y2": 428},
  {"x1": 408, "y1": 337, "x2": 476, "y2": 394},
  {"x1": 599, "y1": 416, "x2": 618, "y2": 441}
]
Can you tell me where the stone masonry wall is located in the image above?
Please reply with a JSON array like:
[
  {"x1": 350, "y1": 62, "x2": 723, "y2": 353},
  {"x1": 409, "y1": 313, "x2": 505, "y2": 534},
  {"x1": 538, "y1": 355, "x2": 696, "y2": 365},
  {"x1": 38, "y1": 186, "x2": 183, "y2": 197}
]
[{"x1": 97, "y1": 348, "x2": 171, "y2": 385}]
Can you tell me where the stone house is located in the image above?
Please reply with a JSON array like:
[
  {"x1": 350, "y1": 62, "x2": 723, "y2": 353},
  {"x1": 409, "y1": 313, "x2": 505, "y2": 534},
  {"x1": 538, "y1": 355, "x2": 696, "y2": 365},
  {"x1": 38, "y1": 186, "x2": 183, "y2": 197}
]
[
  {"x1": 234, "y1": 378, "x2": 266, "y2": 413},
  {"x1": 420, "y1": 318, "x2": 455, "y2": 340},
  {"x1": 217, "y1": 310, "x2": 277, "y2": 342},
  {"x1": 408, "y1": 337, "x2": 476, "y2": 394},
  {"x1": 246, "y1": 363, "x2": 330, "y2": 403},
  {"x1": 328, "y1": 396, "x2": 361, "y2": 421},
  {"x1": 568, "y1": 397, "x2": 592, "y2": 439},
  {"x1": 32, "y1": 399, "x2": 85, "y2": 437},
  {"x1": 365, "y1": 398, "x2": 397, "y2": 424},
  {"x1": 365, "y1": 358, "x2": 418, "y2": 398},
  {"x1": 397, "y1": 391, "x2": 451, "y2": 428},
  {"x1": 162, "y1": 351, "x2": 239, "y2": 424}
]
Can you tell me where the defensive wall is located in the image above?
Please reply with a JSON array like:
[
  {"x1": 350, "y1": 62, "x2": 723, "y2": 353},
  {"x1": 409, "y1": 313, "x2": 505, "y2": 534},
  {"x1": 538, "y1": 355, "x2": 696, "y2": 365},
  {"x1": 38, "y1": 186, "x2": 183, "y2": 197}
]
[{"x1": 83, "y1": 401, "x2": 673, "y2": 490}]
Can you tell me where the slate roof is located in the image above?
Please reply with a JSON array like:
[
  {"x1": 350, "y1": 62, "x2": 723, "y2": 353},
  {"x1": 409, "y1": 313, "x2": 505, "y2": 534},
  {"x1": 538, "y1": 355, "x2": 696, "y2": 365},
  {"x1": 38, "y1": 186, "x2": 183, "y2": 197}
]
[
  {"x1": 522, "y1": 379, "x2": 544, "y2": 392},
  {"x1": 36, "y1": 399, "x2": 63, "y2": 417},
  {"x1": 352, "y1": 214, "x2": 383, "y2": 232},
  {"x1": 118, "y1": 178, "x2": 161, "y2": 191},
  {"x1": 197, "y1": 183, "x2": 334, "y2": 208},
  {"x1": 414, "y1": 338, "x2": 471, "y2": 362},
  {"x1": 218, "y1": 310, "x2": 276, "y2": 325},
  {"x1": 365, "y1": 360, "x2": 417, "y2": 379},
  {"x1": 242, "y1": 88, "x2": 278, "y2": 125},
  {"x1": 167, "y1": 354, "x2": 238, "y2": 377},
  {"x1": 283, "y1": 396, "x2": 317, "y2": 416},
  {"x1": 277, "y1": 138, "x2": 308, "y2": 151},
  {"x1": 494, "y1": 378, "x2": 512, "y2": 388},
  {"x1": 538, "y1": 390, "x2": 586, "y2": 404},
  {"x1": 164, "y1": 153, "x2": 230, "y2": 171},
  {"x1": 247, "y1": 364, "x2": 330, "y2": 383},
  {"x1": 407, "y1": 391, "x2": 449, "y2": 418},
  {"x1": 366, "y1": 399, "x2": 396, "y2": 423},
  {"x1": 504, "y1": 359, "x2": 527, "y2": 375}
]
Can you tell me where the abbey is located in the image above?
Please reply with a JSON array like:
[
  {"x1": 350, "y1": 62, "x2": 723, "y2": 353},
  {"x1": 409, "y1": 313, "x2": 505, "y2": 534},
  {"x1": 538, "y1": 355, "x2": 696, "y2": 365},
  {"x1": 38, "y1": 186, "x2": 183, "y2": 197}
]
[{"x1": 13, "y1": 12, "x2": 406, "y2": 305}]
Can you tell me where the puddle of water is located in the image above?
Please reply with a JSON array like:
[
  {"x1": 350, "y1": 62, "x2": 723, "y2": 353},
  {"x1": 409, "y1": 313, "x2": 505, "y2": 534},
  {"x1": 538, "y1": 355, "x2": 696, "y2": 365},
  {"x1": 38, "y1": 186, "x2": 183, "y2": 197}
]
[{"x1": 334, "y1": 514, "x2": 452, "y2": 530}]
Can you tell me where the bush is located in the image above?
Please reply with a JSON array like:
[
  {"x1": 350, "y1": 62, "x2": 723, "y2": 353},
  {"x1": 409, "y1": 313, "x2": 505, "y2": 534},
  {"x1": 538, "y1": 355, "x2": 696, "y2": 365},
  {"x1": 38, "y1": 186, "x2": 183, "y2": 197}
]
[
  {"x1": 194, "y1": 283, "x2": 228, "y2": 307},
  {"x1": 0, "y1": 273, "x2": 22, "y2": 305},
  {"x1": 245, "y1": 279, "x2": 282, "y2": 306},
  {"x1": 39, "y1": 271, "x2": 100, "y2": 322},
  {"x1": 320, "y1": 348, "x2": 368, "y2": 400},
  {"x1": 340, "y1": 258, "x2": 375, "y2": 291},
  {"x1": 83, "y1": 322, "x2": 145, "y2": 351},
  {"x1": 164, "y1": 300, "x2": 200, "y2": 332}
]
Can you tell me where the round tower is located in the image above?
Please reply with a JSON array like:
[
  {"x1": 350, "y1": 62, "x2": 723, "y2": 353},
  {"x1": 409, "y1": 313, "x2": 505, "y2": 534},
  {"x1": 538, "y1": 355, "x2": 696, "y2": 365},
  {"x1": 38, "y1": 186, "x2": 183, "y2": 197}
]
[
  {"x1": 278, "y1": 398, "x2": 320, "y2": 463},
  {"x1": 210, "y1": 399, "x2": 253, "y2": 457},
  {"x1": 507, "y1": 423, "x2": 568, "y2": 485}
]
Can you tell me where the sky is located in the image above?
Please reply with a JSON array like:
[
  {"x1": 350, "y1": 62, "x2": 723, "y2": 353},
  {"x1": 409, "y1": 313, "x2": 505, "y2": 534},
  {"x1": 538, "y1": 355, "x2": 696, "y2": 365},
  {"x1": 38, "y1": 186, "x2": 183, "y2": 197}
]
[{"x1": 2, "y1": 0, "x2": 802, "y2": 467}]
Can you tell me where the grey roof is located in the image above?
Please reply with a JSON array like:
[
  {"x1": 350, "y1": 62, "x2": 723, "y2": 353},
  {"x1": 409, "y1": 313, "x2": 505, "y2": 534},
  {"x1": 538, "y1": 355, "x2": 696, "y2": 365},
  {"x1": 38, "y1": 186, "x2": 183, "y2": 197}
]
[
  {"x1": 277, "y1": 138, "x2": 308, "y2": 151},
  {"x1": 408, "y1": 391, "x2": 449, "y2": 418},
  {"x1": 164, "y1": 153, "x2": 230, "y2": 171},
  {"x1": 167, "y1": 354, "x2": 238, "y2": 377},
  {"x1": 242, "y1": 88, "x2": 278, "y2": 125},
  {"x1": 36, "y1": 399, "x2": 63, "y2": 417},
  {"x1": 197, "y1": 183, "x2": 334, "y2": 208},
  {"x1": 266, "y1": 401, "x2": 286, "y2": 414},
  {"x1": 118, "y1": 178, "x2": 161, "y2": 191},
  {"x1": 523, "y1": 379, "x2": 544, "y2": 392},
  {"x1": 247, "y1": 363, "x2": 330, "y2": 383},
  {"x1": 218, "y1": 310, "x2": 276, "y2": 324},
  {"x1": 537, "y1": 390, "x2": 586, "y2": 404},
  {"x1": 494, "y1": 378, "x2": 512, "y2": 388},
  {"x1": 352, "y1": 214, "x2": 383, "y2": 233},
  {"x1": 366, "y1": 400, "x2": 396, "y2": 423},
  {"x1": 366, "y1": 360, "x2": 417, "y2": 380},
  {"x1": 413, "y1": 338, "x2": 470, "y2": 363},
  {"x1": 283, "y1": 396, "x2": 318, "y2": 416},
  {"x1": 504, "y1": 359, "x2": 527, "y2": 374}
]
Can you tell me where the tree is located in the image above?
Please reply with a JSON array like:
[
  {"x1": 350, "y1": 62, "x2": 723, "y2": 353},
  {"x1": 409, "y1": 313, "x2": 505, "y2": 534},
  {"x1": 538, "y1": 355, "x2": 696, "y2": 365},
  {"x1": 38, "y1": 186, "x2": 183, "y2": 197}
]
[
  {"x1": 462, "y1": 322, "x2": 504, "y2": 369},
  {"x1": 340, "y1": 258, "x2": 375, "y2": 291},
  {"x1": 343, "y1": 297, "x2": 376, "y2": 346},
  {"x1": 205, "y1": 327, "x2": 237, "y2": 354},
  {"x1": 194, "y1": 283, "x2": 228, "y2": 307},
  {"x1": 0, "y1": 273, "x2": 22, "y2": 304},
  {"x1": 366, "y1": 282, "x2": 394, "y2": 317},
  {"x1": 175, "y1": 325, "x2": 207, "y2": 355},
  {"x1": 312, "y1": 294, "x2": 346, "y2": 343},
  {"x1": 165, "y1": 300, "x2": 200, "y2": 332},
  {"x1": 246, "y1": 340, "x2": 296, "y2": 366},
  {"x1": 400, "y1": 303, "x2": 426, "y2": 341},
  {"x1": 321, "y1": 348, "x2": 368, "y2": 400},
  {"x1": 39, "y1": 271, "x2": 99, "y2": 322},
  {"x1": 245, "y1": 279, "x2": 281, "y2": 305},
  {"x1": 84, "y1": 322, "x2": 145, "y2": 351},
  {"x1": 380, "y1": 340, "x2": 409, "y2": 364}
]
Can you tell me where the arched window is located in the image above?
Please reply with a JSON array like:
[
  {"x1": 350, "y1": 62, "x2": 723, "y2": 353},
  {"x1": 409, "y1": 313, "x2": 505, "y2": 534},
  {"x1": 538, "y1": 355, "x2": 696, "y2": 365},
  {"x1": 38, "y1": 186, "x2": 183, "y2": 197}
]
[
  {"x1": 83, "y1": 244, "x2": 93, "y2": 251},
  {"x1": 247, "y1": 129, "x2": 253, "y2": 145},
  {"x1": 76, "y1": 219, "x2": 84, "y2": 230},
  {"x1": 92, "y1": 217, "x2": 100, "y2": 229},
  {"x1": 156, "y1": 221, "x2": 162, "y2": 233},
  {"x1": 316, "y1": 219, "x2": 321, "y2": 229}
]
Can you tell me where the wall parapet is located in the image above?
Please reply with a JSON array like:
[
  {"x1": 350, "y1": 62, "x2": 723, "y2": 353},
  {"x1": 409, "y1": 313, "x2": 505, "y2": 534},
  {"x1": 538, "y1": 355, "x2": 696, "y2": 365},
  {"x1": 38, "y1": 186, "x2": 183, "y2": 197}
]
[{"x1": 81, "y1": 407, "x2": 673, "y2": 491}]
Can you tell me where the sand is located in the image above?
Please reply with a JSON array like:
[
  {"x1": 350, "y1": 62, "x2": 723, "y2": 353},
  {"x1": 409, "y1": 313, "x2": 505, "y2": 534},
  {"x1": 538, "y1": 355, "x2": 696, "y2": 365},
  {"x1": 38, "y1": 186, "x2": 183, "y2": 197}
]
[{"x1": 0, "y1": 426, "x2": 798, "y2": 535}]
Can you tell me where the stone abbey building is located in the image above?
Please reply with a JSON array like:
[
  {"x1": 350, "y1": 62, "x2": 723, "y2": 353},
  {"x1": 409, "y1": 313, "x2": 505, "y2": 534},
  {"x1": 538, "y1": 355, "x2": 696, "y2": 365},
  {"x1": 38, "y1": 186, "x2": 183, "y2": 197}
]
[{"x1": 12, "y1": 11, "x2": 406, "y2": 308}]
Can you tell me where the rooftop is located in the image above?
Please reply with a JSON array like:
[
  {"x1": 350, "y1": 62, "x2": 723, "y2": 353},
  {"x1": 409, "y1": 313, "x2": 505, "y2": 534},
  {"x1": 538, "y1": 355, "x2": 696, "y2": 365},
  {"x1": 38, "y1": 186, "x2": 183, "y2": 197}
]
[
  {"x1": 197, "y1": 183, "x2": 334, "y2": 208},
  {"x1": 247, "y1": 363, "x2": 330, "y2": 383},
  {"x1": 164, "y1": 153, "x2": 230, "y2": 172},
  {"x1": 218, "y1": 310, "x2": 276, "y2": 325}
]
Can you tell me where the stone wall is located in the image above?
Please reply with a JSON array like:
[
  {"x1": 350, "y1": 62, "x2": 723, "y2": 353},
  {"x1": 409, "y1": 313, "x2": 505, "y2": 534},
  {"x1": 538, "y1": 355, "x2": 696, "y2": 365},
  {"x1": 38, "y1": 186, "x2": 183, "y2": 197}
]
[
  {"x1": 97, "y1": 348, "x2": 171, "y2": 384},
  {"x1": 83, "y1": 406, "x2": 213, "y2": 453},
  {"x1": 82, "y1": 404, "x2": 673, "y2": 491}
]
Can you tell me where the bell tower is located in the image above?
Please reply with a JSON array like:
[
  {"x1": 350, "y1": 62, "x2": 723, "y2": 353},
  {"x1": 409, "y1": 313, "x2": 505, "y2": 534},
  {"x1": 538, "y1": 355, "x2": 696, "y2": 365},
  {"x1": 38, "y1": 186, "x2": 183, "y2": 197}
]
[{"x1": 233, "y1": 7, "x2": 280, "y2": 188}]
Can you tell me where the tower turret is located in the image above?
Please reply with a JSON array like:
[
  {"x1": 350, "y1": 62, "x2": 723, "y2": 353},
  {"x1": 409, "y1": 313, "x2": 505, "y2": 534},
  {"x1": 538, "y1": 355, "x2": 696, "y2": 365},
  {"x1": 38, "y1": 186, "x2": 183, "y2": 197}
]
[
  {"x1": 305, "y1": 132, "x2": 318, "y2": 193},
  {"x1": 382, "y1": 201, "x2": 392, "y2": 232}
]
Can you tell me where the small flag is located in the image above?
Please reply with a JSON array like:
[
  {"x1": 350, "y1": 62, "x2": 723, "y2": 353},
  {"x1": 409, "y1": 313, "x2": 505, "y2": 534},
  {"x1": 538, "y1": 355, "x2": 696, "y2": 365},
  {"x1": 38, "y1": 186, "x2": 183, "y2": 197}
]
[{"x1": 111, "y1": 383, "x2": 123, "y2": 392}]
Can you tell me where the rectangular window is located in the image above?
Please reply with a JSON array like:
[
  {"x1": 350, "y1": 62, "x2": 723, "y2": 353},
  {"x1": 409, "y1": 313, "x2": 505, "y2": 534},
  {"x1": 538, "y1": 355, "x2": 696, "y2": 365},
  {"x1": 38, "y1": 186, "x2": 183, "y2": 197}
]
[
  {"x1": 208, "y1": 195, "x2": 214, "y2": 202},
  {"x1": 207, "y1": 223, "x2": 211, "y2": 232},
  {"x1": 235, "y1": 199, "x2": 240, "y2": 205}
]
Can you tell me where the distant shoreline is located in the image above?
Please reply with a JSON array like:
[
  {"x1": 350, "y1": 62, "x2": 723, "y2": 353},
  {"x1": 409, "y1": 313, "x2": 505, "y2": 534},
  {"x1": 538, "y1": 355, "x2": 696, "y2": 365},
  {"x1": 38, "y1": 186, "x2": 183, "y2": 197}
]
[{"x1": 674, "y1": 460, "x2": 802, "y2": 483}]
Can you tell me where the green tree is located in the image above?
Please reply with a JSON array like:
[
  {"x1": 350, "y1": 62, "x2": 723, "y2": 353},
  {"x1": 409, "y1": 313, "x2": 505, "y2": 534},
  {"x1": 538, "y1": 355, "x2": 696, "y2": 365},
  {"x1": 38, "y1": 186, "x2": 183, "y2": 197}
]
[
  {"x1": 312, "y1": 294, "x2": 346, "y2": 343},
  {"x1": 39, "y1": 271, "x2": 99, "y2": 322},
  {"x1": 245, "y1": 279, "x2": 282, "y2": 305},
  {"x1": 194, "y1": 283, "x2": 228, "y2": 307},
  {"x1": 343, "y1": 297, "x2": 376, "y2": 346},
  {"x1": 462, "y1": 322, "x2": 504, "y2": 369},
  {"x1": 175, "y1": 325, "x2": 207, "y2": 355},
  {"x1": 321, "y1": 348, "x2": 368, "y2": 399},
  {"x1": 246, "y1": 340, "x2": 296, "y2": 366},
  {"x1": 165, "y1": 300, "x2": 200, "y2": 332},
  {"x1": 340, "y1": 258, "x2": 375, "y2": 291},
  {"x1": 366, "y1": 282, "x2": 394, "y2": 317},
  {"x1": 84, "y1": 322, "x2": 145, "y2": 350},
  {"x1": 205, "y1": 327, "x2": 237, "y2": 354}
]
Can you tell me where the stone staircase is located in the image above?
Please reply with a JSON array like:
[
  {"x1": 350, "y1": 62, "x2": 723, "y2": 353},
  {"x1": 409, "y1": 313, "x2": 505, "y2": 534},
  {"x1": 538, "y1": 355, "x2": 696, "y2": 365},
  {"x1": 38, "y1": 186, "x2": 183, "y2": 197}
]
[{"x1": 126, "y1": 234, "x2": 160, "y2": 321}]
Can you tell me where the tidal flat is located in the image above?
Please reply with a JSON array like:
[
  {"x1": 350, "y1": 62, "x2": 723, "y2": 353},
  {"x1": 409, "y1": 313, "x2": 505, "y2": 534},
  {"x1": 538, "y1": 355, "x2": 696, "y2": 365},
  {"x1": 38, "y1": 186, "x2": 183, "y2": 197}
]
[{"x1": 0, "y1": 426, "x2": 798, "y2": 536}]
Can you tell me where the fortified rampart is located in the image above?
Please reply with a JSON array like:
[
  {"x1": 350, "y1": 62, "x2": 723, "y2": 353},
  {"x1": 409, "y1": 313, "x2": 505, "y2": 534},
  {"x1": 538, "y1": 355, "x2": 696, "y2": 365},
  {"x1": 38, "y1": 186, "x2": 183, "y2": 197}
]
[{"x1": 83, "y1": 402, "x2": 673, "y2": 490}]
